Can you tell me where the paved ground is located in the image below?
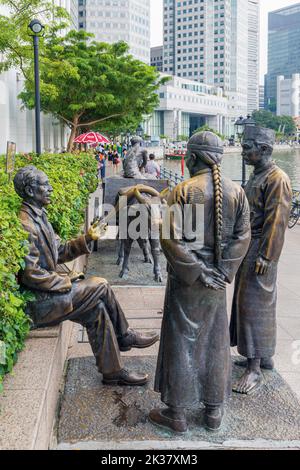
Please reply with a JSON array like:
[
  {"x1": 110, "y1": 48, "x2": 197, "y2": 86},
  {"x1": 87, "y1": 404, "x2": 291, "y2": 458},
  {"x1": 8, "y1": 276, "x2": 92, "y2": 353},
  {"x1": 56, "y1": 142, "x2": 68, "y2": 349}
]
[{"x1": 56, "y1": 184, "x2": 300, "y2": 449}]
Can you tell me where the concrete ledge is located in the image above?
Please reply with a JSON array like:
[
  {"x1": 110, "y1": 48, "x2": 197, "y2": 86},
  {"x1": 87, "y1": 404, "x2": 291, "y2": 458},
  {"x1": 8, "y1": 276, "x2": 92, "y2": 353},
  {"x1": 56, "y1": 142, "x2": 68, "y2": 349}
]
[{"x1": 0, "y1": 320, "x2": 73, "y2": 450}]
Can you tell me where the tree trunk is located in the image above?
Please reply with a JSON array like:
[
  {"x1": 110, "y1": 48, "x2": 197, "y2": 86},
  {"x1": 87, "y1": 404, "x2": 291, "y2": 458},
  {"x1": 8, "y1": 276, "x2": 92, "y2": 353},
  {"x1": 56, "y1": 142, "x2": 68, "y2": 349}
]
[{"x1": 67, "y1": 115, "x2": 80, "y2": 152}]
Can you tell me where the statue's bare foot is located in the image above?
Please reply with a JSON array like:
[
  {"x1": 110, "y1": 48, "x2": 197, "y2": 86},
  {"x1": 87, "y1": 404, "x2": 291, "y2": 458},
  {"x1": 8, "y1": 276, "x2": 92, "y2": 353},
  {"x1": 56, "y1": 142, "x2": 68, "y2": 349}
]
[
  {"x1": 235, "y1": 357, "x2": 274, "y2": 370},
  {"x1": 233, "y1": 370, "x2": 263, "y2": 395}
]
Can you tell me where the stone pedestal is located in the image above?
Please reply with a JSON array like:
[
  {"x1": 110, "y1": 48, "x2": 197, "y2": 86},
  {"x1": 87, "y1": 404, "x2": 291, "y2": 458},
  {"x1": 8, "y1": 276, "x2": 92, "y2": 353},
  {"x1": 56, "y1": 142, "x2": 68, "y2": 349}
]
[{"x1": 57, "y1": 356, "x2": 300, "y2": 450}]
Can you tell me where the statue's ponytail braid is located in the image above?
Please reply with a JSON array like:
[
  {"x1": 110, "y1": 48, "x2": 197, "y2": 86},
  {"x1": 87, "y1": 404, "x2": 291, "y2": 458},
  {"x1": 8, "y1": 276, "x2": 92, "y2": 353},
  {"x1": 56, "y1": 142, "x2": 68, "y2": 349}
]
[{"x1": 211, "y1": 164, "x2": 223, "y2": 267}]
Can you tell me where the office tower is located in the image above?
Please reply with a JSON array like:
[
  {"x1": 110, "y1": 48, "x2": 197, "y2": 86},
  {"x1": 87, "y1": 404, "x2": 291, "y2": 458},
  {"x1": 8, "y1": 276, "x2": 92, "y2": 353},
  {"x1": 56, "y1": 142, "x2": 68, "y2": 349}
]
[
  {"x1": 53, "y1": 1, "x2": 78, "y2": 29},
  {"x1": 247, "y1": 0, "x2": 260, "y2": 113},
  {"x1": 78, "y1": 0, "x2": 150, "y2": 64},
  {"x1": 151, "y1": 46, "x2": 163, "y2": 71},
  {"x1": 277, "y1": 74, "x2": 300, "y2": 118},
  {"x1": 259, "y1": 85, "x2": 265, "y2": 110},
  {"x1": 163, "y1": 0, "x2": 255, "y2": 130},
  {"x1": 265, "y1": 3, "x2": 300, "y2": 112}
]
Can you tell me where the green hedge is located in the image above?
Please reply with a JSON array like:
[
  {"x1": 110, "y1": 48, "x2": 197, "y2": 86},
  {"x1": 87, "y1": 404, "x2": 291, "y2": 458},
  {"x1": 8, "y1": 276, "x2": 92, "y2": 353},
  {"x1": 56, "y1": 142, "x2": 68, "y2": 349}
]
[{"x1": 0, "y1": 153, "x2": 98, "y2": 391}]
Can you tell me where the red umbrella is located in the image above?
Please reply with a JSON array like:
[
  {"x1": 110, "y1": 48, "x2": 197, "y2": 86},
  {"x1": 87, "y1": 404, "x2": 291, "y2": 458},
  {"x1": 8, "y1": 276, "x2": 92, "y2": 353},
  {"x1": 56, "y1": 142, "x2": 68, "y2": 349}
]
[{"x1": 74, "y1": 132, "x2": 111, "y2": 144}]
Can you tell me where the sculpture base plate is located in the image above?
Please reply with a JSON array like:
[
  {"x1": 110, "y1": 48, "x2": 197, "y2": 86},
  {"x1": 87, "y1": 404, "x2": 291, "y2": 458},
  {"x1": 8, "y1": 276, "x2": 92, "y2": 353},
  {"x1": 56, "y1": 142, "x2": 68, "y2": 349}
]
[{"x1": 57, "y1": 356, "x2": 300, "y2": 449}]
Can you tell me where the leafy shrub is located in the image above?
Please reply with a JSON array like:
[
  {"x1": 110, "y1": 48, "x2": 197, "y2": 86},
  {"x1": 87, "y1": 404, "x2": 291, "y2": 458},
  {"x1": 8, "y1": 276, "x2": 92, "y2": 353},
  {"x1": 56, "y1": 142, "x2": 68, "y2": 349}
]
[{"x1": 0, "y1": 153, "x2": 97, "y2": 391}]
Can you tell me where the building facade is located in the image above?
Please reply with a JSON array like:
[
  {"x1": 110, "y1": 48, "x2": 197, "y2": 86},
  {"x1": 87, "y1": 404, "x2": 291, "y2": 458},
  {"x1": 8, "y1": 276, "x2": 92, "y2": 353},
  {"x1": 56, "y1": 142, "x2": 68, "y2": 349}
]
[
  {"x1": 162, "y1": 0, "x2": 258, "y2": 134},
  {"x1": 151, "y1": 46, "x2": 163, "y2": 72},
  {"x1": 78, "y1": 0, "x2": 150, "y2": 64},
  {"x1": 247, "y1": 0, "x2": 260, "y2": 113},
  {"x1": 265, "y1": 3, "x2": 300, "y2": 112},
  {"x1": 57, "y1": 0, "x2": 79, "y2": 29},
  {"x1": 259, "y1": 85, "x2": 265, "y2": 110},
  {"x1": 277, "y1": 74, "x2": 300, "y2": 118},
  {"x1": 143, "y1": 74, "x2": 229, "y2": 141}
]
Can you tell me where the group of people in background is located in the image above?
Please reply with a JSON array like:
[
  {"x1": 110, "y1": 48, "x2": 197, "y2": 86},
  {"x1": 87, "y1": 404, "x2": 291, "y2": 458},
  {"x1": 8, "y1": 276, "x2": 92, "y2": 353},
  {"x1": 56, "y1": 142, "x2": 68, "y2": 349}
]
[{"x1": 95, "y1": 142, "x2": 160, "y2": 182}]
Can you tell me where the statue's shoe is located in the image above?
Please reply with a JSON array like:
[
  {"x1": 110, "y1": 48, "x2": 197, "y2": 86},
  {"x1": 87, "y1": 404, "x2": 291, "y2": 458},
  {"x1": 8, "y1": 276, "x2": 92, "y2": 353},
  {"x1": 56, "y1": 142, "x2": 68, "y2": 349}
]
[
  {"x1": 204, "y1": 406, "x2": 223, "y2": 432},
  {"x1": 118, "y1": 329, "x2": 159, "y2": 352},
  {"x1": 149, "y1": 409, "x2": 188, "y2": 433},
  {"x1": 102, "y1": 369, "x2": 148, "y2": 386}
]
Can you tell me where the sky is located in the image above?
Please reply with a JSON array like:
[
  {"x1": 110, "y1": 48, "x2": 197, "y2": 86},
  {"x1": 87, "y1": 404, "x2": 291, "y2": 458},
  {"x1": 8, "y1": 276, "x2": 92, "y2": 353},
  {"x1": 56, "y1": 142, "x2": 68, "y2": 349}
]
[{"x1": 150, "y1": 0, "x2": 300, "y2": 84}]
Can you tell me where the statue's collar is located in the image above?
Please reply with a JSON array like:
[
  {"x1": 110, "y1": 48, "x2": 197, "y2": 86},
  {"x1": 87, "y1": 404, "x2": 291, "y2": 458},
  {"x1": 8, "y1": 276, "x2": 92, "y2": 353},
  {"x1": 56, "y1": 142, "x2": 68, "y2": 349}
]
[
  {"x1": 193, "y1": 168, "x2": 211, "y2": 177},
  {"x1": 253, "y1": 160, "x2": 275, "y2": 175},
  {"x1": 22, "y1": 201, "x2": 46, "y2": 218}
]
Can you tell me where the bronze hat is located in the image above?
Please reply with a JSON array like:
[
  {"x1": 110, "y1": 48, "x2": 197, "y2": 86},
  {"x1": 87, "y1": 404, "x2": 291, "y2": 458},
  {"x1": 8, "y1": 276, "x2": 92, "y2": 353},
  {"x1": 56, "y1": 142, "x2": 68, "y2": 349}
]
[
  {"x1": 130, "y1": 136, "x2": 143, "y2": 146},
  {"x1": 187, "y1": 131, "x2": 224, "y2": 155},
  {"x1": 243, "y1": 126, "x2": 275, "y2": 147}
]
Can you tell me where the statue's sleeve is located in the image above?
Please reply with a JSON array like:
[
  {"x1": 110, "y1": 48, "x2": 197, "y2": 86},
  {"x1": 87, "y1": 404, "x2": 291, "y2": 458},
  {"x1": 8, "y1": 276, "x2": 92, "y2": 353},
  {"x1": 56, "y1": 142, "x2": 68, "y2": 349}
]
[
  {"x1": 57, "y1": 235, "x2": 92, "y2": 264},
  {"x1": 160, "y1": 185, "x2": 206, "y2": 286},
  {"x1": 218, "y1": 189, "x2": 251, "y2": 283},
  {"x1": 258, "y1": 174, "x2": 292, "y2": 262},
  {"x1": 21, "y1": 230, "x2": 72, "y2": 292}
]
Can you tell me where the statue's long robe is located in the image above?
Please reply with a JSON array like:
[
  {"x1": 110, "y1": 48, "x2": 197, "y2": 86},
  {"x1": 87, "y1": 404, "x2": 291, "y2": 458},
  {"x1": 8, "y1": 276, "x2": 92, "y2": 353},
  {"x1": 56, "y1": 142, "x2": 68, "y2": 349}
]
[
  {"x1": 230, "y1": 163, "x2": 292, "y2": 358},
  {"x1": 154, "y1": 169, "x2": 251, "y2": 408}
]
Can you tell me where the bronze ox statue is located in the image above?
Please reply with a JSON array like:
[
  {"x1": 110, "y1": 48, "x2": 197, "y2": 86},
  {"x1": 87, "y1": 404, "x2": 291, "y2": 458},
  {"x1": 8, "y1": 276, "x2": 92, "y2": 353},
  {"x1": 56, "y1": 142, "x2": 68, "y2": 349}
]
[{"x1": 95, "y1": 185, "x2": 169, "y2": 283}]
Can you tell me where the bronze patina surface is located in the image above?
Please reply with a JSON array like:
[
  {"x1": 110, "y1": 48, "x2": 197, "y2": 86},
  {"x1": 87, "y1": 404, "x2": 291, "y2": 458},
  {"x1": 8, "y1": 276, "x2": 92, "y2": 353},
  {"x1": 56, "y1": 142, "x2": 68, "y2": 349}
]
[
  {"x1": 122, "y1": 136, "x2": 149, "y2": 179},
  {"x1": 230, "y1": 126, "x2": 293, "y2": 395},
  {"x1": 150, "y1": 131, "x2": 251, "y2": 432},
  {"x1": 14, "y1": 166, "x2": 158, "y2": 385}
]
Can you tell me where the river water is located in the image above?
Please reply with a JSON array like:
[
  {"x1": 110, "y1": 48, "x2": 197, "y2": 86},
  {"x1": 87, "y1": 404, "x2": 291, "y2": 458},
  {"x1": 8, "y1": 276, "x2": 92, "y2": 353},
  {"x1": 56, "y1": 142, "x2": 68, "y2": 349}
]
[{"x1": 163, "y1": 149, "x2": 300, "y2": 189}]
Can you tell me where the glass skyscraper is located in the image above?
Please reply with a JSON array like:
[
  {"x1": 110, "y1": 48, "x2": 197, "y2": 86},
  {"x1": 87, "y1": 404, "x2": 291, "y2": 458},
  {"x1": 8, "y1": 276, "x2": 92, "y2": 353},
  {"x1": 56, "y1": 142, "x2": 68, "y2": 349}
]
[{"x1": 265, "y1": 3, "x2": 300, "y2": 112}]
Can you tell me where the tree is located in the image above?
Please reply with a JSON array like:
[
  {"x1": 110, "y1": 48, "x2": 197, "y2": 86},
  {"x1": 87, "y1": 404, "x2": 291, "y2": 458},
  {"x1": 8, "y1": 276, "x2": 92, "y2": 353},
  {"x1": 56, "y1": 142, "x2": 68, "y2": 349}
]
[
  {"x1": 252, "y1": 110, "x2": 296, "y2": 136},
  {"x1": 192, "y1": 125, "x2": 225, "y2": 140},
  {"x1": 0, "y1": 0, "x2": 69, "y2": 75},
  {"x1": 19, "y1": 30, "x2": 166, "y2": 151},
  {"x1": 177, "y1": 135, "x2": 189, "y2": 142}
]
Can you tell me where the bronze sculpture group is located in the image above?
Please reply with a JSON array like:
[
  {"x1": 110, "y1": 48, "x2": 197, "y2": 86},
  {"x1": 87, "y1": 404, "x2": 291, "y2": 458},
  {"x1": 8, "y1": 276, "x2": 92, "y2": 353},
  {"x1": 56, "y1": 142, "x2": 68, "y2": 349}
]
[{"x1": 14, "y1": 125, "x2": 292, "y2": 433}]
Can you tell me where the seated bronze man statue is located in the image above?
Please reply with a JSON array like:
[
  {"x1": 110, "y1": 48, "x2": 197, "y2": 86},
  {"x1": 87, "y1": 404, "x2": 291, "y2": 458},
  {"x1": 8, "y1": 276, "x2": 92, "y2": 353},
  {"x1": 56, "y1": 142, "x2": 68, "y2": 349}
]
[{"x1": 14, "y1": 165, "x2": 159, "y2": 386}]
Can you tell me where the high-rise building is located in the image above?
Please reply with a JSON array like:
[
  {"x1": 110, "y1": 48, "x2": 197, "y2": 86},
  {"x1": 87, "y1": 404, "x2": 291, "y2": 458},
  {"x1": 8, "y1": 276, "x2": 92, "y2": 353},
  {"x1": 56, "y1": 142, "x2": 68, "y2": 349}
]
[
  {"x1": 247, "y1": 0, "x2": 260, "y2": 113},
  {"x1": 259, "y1": 85, "x2": 265, "y2": 109},
  {"x1": 56, "y1": 0, "x2": 78, "y2": 29},
  {"x1": 265, "y1": 3, "x2": 300, "y2": 112},
  {"x1": 277, "y1": 74, "x2": 300, "y2": 118},
  {"x1": 78, "y1": 0, "x2": 150, "y2": 64},
  {"x1": 151, "y1": 46, "x2": 163, "y2": 72},
  {"x1": 163, "y1": 0, "x2": 257, "y2": 133}
]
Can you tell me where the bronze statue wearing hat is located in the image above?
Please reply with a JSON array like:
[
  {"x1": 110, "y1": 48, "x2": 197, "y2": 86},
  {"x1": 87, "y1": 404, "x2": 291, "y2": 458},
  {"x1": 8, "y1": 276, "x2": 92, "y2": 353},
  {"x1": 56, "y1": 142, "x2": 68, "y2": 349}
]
[
  {"x1": 230, "y1": 126, "x2": 292, "y2": 394},
  {"x1": 14, "y1": 166, "x2": 159, "y2": 386},
  {"x1": 149, "y1": 131, "x2": 251, "y2": 432},
  {"x1": 123, "y1": 136, "x2": 148, "y2": 178}
]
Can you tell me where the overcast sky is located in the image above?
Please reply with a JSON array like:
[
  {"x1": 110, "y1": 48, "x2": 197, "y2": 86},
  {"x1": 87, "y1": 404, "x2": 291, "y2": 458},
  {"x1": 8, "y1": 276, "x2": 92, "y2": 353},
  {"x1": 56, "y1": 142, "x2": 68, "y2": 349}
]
[{"x1": 150, "y1": 0, "x2": 300, "y2": 84}]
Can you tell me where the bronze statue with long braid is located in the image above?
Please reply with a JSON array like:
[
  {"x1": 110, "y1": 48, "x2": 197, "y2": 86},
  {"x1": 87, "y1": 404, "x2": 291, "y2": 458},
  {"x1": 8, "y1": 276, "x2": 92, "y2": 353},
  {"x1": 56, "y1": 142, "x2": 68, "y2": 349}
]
[{"x1": 149, "y1": 131, "x2": 251, "y2": 433}]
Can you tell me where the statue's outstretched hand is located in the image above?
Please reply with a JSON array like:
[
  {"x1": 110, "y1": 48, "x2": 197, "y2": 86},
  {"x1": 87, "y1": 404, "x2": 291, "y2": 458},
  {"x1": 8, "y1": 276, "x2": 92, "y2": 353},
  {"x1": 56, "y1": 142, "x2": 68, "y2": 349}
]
[
  {"x1": 255, "y1": 256, "x2": 271, "y2": 275},
  {"x1": 86, "y1": 219, "x2": 108, "y2": 242},
  {"x1": 198, "y1": 265, "x2": 226, "y2": 290}
]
